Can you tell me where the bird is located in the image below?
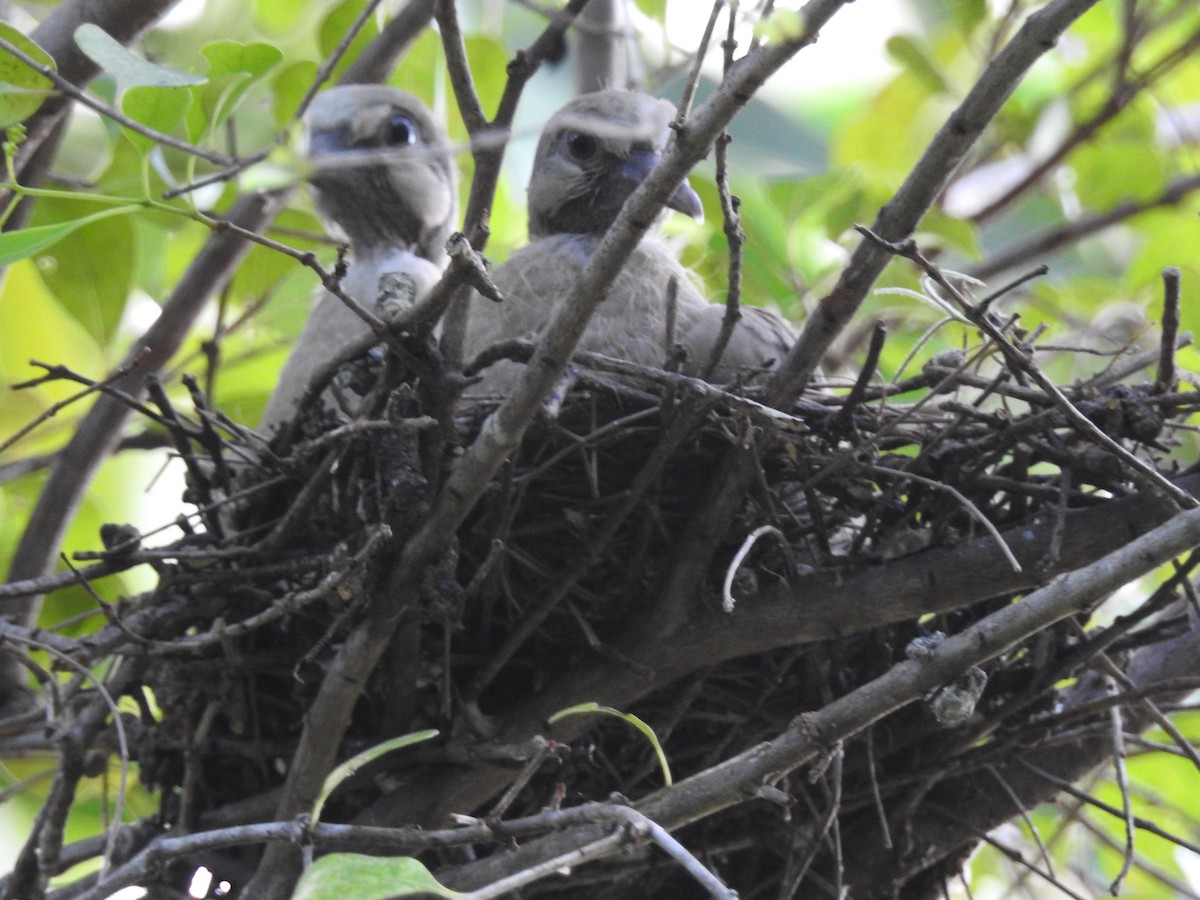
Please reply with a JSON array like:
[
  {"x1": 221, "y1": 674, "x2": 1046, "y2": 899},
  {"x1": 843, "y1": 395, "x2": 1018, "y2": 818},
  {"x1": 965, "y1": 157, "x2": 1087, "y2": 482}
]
[
  {"x1": 259, "y1": 85, "x2": 458, "y2": 433},
  {"x1": 461, "y1": 89, "x2": 795, "y2": 395}
]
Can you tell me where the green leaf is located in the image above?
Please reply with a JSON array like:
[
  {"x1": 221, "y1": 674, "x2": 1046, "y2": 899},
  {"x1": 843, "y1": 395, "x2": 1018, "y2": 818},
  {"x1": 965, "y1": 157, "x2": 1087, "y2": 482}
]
[
  {"x1": 270, "y1": 60, "x2": 319, "y2": 130},
  {"x1": 753, "y1": 9, "x2": 806, "y2": 44},
  {"x1": 32, "y1": 200, "x2": 136, "y2": 345},
  {"x1": 549, "y1": 703, "x2": 672, "y2": 786},
  {"x1": 318, "y1": 0, "x2": 382, "y2": 82},
  {"x1": 292, "y1": 854, "x2": 463, "y2": 900},
  {"x1": 948, "y1": 0, "x2": 988, "y2": 34},
  {"x1": 0, "y1": 262, "x2": 106, "y2": 412},
  {"x1": 253, "y1": 0, "x2": 312, "y2": 35},
  {"x1": 74, "y1": 24, "x2": 205, "y2": 93},
  {"x1": 121, "y1": 84, "x2": 193, "y2": 152},
  {"x1": 187, "y1": 40, "x2": 283, "y2": 138},
  {"x1": 202, "y1": 40, "x2": 283, "y2": 84},
  {"x1": 311, "y1": 730, "x2": 438, "y2": 827},
  {"x1": 886, "y1": 35, "x2": 950, "y2": 95},
  {"x1": 0, "y1": 23, "x2": 55, "y2": 128},
  {"x1": 0, "y1": 205, "x2": 141, "y2": 268}
]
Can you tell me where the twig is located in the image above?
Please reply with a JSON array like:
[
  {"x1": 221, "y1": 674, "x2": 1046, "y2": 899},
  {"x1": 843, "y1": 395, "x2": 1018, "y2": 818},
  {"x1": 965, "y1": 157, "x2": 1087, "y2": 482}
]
[
  {"x1": 1018, "y1": 759, "x2": 1200, "y2": 855},
  {"x1": 772, "y1": 0, "x2": 1107, "y2": 407},
  {"x1": 865, "y1": 727, "x2": 893, "y2": 850},
  {"x1": 1156, "y1": 267, "x2": 1181, "y2": 392},
  {"x1": 830, "y1": 320, "x2": 885, "y2": 436},
  {"x1": 461, "y1": 806, "x2": 736, "y2": 900},
  {"x1": 858, "y1": 226, "x2": 1199, "y2": 512},
  {"x1": 0, "y1": 35, "x2": 233, "y2": 167},
  {"x1": 864, "y1": 465, "x2": 1021, "y2": 573},
  {"x1": 0, "y1": 356, "x2": 153, "y2": 456},
  {"x1": 722, "y1": 525, "x2": 792, "y2": 612},
  {"x1": 968, "y1": 172, "x2": 1200, "y2": 280},
  {"x1": 782, "y1": 743, "x2": 843, "y2": 898},
  {"x1": 699, "y1": 7, "x2": 746, "y2": 382},
  {"x1": 1105, "y1": 675, "x2": 1136, "y2": 894},
  {"x1": 674, "y1": 1, "x2": 724, "y2": 122},
  {"x1": 442, "y1": 503, "x2": 1200, "y2": 891}
]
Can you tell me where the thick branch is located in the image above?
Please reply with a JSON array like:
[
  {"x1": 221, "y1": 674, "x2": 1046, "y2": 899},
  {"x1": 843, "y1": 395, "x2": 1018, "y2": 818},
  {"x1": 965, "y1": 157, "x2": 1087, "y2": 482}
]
[{"x1": 440, "y1": 502, "x2": 1200, "y2": 890}]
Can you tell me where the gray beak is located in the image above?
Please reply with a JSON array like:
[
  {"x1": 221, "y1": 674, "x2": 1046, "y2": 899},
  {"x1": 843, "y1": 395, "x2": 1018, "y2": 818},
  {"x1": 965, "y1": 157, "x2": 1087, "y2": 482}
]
[
  {"x1": 617, "y1": 149, "x2": 704, "y2": 220},
  {"x1": 306, "y1": 128, "x2": 351, "y2": 158}
]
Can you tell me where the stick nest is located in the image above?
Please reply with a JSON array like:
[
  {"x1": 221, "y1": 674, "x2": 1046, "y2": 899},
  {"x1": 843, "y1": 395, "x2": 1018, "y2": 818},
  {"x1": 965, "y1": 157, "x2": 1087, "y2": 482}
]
[{"x1": 93, "y1": 314, "x2": 1200, "y2": 895}]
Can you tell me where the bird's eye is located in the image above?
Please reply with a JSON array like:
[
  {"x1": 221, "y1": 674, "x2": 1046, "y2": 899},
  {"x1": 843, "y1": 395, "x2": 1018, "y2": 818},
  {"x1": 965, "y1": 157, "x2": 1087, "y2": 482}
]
[
  {"x1": 565, "y1": 131, "x2": 598, "y2": 161},
  {"x1": 385, "y1": 114, "x2": 418, "y2": 146}
]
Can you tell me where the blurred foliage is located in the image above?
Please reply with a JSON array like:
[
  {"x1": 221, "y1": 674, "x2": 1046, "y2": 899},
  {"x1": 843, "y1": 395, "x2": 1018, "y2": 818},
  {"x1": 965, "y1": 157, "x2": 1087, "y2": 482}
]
[{"x1": 1, "y1": 0, "x2": 1199, "y2": 893}]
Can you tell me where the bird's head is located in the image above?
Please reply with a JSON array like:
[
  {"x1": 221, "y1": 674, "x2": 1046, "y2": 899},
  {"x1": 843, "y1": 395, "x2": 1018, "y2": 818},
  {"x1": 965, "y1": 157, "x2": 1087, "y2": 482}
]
[
  {"x1": 527, "y1": 90, "x2": 703, "y2": 239},
  {"x1": 303, "y1": 85, "x2": 458, "y2": 262}
]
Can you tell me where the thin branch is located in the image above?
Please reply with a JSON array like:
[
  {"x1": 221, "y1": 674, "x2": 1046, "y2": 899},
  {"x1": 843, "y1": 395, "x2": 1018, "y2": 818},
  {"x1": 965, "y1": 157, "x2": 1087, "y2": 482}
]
[
  {"x1": 967, "y1": 171, "x2": 1200, "y2": 280},
  {"x1": 1156, "y1": 267, "x2": 1181, "y2": 392},
  {"x1": 858, "y1": 226, "x2": 1198, "y2": 512},
  {"x1": 0, "y1": 35, "x2": 233, "y2": 166}
]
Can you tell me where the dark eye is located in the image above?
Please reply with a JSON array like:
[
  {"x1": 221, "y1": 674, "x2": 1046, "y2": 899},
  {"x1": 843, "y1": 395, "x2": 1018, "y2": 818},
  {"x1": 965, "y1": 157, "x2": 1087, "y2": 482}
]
[
  {"x1": 565, "y1": 131, "x2": 598, "y2": 160},
  {"x1": 385, "y1": 114, "x2": 418, "y2": 146}
]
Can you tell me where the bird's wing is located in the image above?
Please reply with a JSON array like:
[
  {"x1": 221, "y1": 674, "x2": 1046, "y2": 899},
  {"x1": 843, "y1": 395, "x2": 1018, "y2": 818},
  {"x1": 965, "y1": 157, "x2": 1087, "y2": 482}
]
[{"x1": 680, "y1": 304, "x2": 796, "y2": 384}]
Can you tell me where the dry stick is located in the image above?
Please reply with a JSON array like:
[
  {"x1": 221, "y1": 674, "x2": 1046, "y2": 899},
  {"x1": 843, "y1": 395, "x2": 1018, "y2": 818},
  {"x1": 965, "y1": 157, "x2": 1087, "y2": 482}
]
[
  {"x1": 4, "y1": 192, "x2": 277, "y2": 649},
  {"x1": 1018, "y1": 760, "x2": 1200, "y2": 856},
  {"x1": 1105, "y1": 675, "x2": 1136, "y2": 895},
  {"x1": 152, "y1": 528, "x2": 392, "y2": 655},
  {"x1": 864, "y1": 464, "x2": 1022, "y2": 572},
  {"x1": 984, "y1": 765, "x2": 1057, "y2": 880},
  {"x1": 249, "y1": 7, "x2": 851, "y2": 897},
  {"x1": 830, "y1": 320, "x2": 886, "y2": 436},
  {"x1": 1, "y1": 658, "x2": 140, "y2": 900},
  {"x1": 442, "y1": 504, "x2": 1200, "y2": 892},
  {"x1": 1077, "y1": 815, "x2": 1200, "y2": 899},
  {"x1": 781, "y1": 744, "x2": 844, "y2": 898},
  {"x1": 864, "y1": 727, "x2": 893, "y2": 850},
  {"x1": 464, "y1": 400, "x2": 708, "y2": 700},
  {"x1": 0, "y1": 356, "x2": 155, "y2": 457},
  {"x1": 0, "y1": 561, "x2": 135, "y2": 602},
  {"x1": 674, "y1": 0, "x2": 724, "y2": 121},
  {"x1": 1157, "y1": 266, "x2": 1181, "y2": 392},
  {"x1": 1086, "y1": 641, "x2": 1200, "y2": 773},
  {"x1": 859, "y1": 227, "x2": 1198, "y2": 512},
  {"x1": 459, "y1": 806, "x2": 736, "y2": 900},
  {"x1": 699, "y1": 6, "x2": 746, "y2": 382},
  {"x1": 957, "y1": 819, "x2": 1089, "y2": 900},
  {"x1": 639, "y1": 0, "x2": 1106, "y2": 640}
]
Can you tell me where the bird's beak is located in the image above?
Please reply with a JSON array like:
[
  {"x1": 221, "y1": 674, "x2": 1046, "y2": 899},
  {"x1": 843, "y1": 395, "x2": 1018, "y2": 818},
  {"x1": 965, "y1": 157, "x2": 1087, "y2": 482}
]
[
  {"x1": 306, "y1": 129, "x2": 350, "y2": 159},
  {"x1": 618, "y1": 149, "x2": 704, "y2": 220}
]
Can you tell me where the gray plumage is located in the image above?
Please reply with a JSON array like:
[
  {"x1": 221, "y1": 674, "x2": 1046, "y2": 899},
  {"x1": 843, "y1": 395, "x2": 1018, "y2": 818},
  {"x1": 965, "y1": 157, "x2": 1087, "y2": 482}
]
[
  {"x1": 260, "y1": 85, "x2": 457, "y2": 433},
  {"x1": 463, "y1": 89, "x2": 794, "y2": 395}
]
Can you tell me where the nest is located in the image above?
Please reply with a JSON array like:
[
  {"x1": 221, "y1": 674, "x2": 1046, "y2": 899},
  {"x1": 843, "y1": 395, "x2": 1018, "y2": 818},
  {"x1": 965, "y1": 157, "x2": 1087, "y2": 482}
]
[{"x1": 75, "y1": 304, "x2": 1200, "y2": 896}]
